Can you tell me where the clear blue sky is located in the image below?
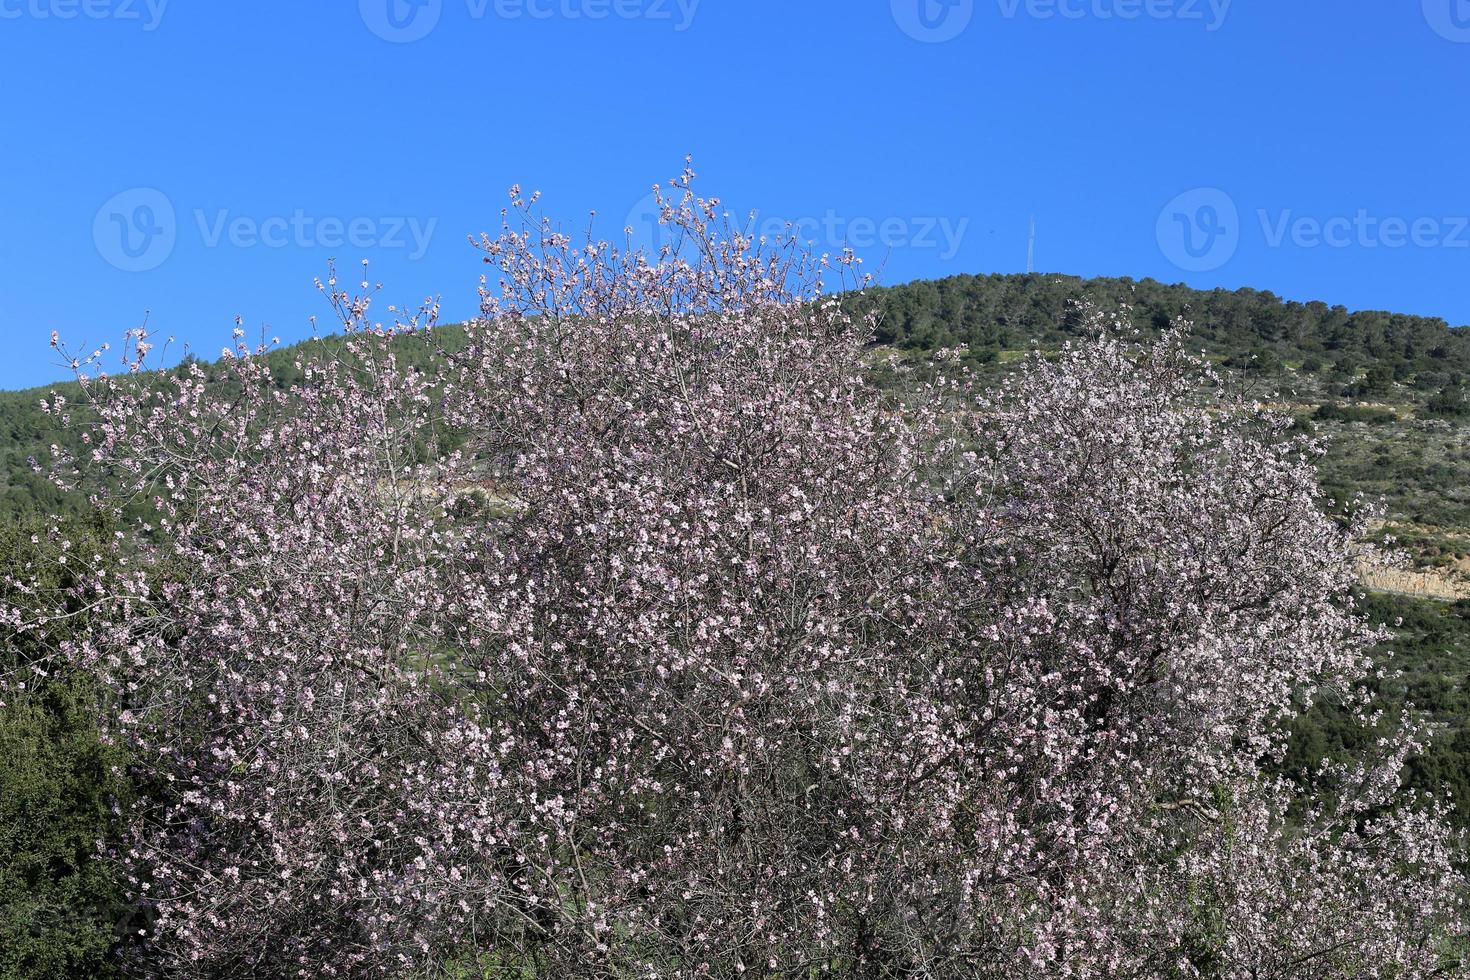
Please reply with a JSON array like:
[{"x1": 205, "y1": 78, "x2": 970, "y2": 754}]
[{"x1": 1, "y1": 0, "x2": 1468, "y2": 389}]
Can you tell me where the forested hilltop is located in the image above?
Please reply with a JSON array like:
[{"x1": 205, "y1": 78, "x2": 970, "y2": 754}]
[{"x1": 854, "y1": 272, "x2": 1470, "y2": 380}]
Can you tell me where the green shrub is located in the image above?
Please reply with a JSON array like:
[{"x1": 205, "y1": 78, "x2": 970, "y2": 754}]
[
  {"x1": 0, "y1": 676, "x2": 130, "y2": 979},
  {"x1": 1314, "y1": 402, "x2": 1398, "y2": 424},
  {"x1": 0, "y1": 521, "x2": 133, "y2": 979},
  {"x1": 1424, "y1": 385, "x2": 1470, "y2": 418}
]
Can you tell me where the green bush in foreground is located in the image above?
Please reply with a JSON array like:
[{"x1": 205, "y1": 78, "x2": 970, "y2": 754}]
[
  {"x1": 0, "y1": 519, "x2": 132, "y2": 979},
  {"x1": 0, "y1": 673, "x2": 129, "y2": 979}
]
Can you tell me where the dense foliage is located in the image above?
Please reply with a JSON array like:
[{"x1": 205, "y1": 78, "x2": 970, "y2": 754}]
[
  {"x1": 0, "y1": 674, "x2": 129, "y2": 979},
  {"x1": 4, "y1": 176, "x2": 1467, "y2": 976},
  {"x1": 0, "y1": 521, "x2": 132, "y2": 979}
]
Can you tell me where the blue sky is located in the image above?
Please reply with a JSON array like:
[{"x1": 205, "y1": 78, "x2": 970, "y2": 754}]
[{"x1": 1, "y1": 0, "x2": 1467, "y2": 388}]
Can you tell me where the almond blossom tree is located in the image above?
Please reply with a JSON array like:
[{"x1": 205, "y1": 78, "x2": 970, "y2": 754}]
[
  {"x1": 8, "y1": 169, "x2": 1466, "y2": 977},
  {"x1": 914, "y1": 328, "x2": 1466, "y2": 976}
]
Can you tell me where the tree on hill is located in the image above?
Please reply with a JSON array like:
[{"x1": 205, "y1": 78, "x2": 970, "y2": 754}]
[{"x1": 6, "y1": 174, "x2": 1468, "y2": 977}]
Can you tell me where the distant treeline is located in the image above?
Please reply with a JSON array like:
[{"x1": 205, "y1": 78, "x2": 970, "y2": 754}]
[{"x1": 847, "y1": 272, "x2": 1470, "y2": 387}]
